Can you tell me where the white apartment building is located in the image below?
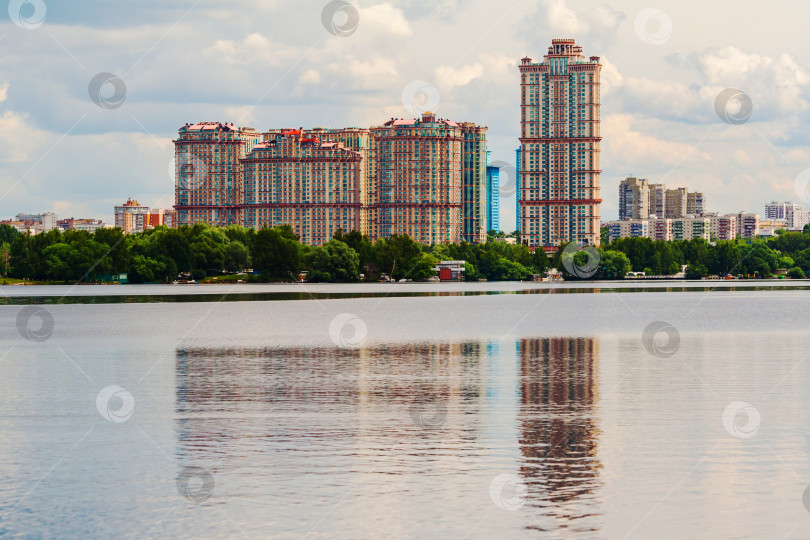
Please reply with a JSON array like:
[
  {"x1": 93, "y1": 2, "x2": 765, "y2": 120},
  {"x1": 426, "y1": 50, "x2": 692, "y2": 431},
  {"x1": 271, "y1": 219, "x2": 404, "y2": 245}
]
[
  {"x1": 765, "y1": 201, "x2": 800, "y2": 220},
  {"x1": 608, "y1": 219, "x2": 649, "y2": 242},
  {"x1": 609, "y1": 215, "x2": 722, "y2": 242},
  {"x1": 670, "y1": 217, "x2": 711, "y2": 241},
  {"x1": 786, "y1": 208, "x2": 810, "y2": 230},
  {"x1": 705, "y1": 213, "x2": 737, "y2": 241}
]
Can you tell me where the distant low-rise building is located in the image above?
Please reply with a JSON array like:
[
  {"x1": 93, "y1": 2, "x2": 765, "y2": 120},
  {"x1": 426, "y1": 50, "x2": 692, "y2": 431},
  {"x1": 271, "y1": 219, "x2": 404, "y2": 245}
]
[
  {"x1": 433, "y1": 260, "x2": 466, "y2": 281},
  {"x1": 786, "y1": 208, "x2": 810, "y2": 231},
  {"x1": 16, "y1": 212, "x2": 57, "y2": 231},
  {"x1": 0, "y1": 220, "x2": 40, "y2": 235},
  {"x1": 765, "y1": 201, "x2": 800, "y2": 220},
  {"x1": 608, "y1": 219, "x2": 649, "y2": 242},
  {"x1": 58, "y1": 218, "x2": 106, "y2": 233},
  {"x1": 609, "y1": 216, "x2": 717, "y2": 242},
  {"x1": 163, "y1": 209, "x2": 177, "y2": 228}
]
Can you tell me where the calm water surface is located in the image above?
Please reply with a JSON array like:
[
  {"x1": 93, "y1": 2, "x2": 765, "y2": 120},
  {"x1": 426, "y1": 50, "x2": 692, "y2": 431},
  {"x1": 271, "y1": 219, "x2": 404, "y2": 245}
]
[{"x1": 1, "y1": 282, "x2": 809, "y2": 539}]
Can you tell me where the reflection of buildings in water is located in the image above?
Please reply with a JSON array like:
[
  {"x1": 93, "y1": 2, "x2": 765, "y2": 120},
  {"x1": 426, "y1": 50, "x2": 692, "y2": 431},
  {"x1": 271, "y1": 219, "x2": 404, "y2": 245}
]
[
  {"x1": 173, "y1": 342, "x2": 488, "y2": 460},
  {"x1": 518, "y1": 337, "x2": 602, "y2": 527}
]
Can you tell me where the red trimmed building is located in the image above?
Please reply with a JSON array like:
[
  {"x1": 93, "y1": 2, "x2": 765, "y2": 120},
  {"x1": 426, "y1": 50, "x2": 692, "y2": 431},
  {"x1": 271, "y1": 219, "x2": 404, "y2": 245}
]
[{"x1": 519, "y1": 39, "x2": 602, "y2": 250}]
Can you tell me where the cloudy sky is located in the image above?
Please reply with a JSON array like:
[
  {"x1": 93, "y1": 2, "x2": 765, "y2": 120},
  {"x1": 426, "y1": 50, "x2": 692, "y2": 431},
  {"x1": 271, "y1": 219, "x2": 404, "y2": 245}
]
[{"x1": 2, "y1": 0, "x2": 810, "y2": 230}]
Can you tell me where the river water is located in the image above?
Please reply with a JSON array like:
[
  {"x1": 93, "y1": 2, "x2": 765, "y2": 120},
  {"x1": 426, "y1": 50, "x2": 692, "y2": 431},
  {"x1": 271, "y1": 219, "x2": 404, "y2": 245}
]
[{"x1": 1, "y1": 281, "x2": 809, "y2": 539}]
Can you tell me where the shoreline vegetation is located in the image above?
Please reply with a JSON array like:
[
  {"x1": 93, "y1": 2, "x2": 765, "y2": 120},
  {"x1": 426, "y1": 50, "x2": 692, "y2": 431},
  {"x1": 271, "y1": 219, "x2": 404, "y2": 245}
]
[{"x1": 0, "y1": 223, "x2": 807, "y2": 285}]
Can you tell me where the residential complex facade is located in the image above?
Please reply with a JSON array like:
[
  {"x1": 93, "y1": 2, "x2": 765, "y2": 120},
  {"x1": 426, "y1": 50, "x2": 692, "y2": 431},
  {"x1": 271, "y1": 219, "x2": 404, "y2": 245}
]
[
  {"x1": 174, "y1": 122, "x2": 260, "y2": 227},
  {"x1": 609, "y1": 217, "x2": 710, "y2": 242},
  {"x1": 240, "y1": 130, "x2": 363, "y2": 245},
  {"x1": 609, "y1": 212, "x2": 759, "y2": 242},
  {"x1": 518, "y1": 39, "x2": 602, "y2": 250},
  {"x1": 618, "y1": 177, "x2": 706, "y2": 220},
  {"x1": 370, "y1": 114, "x2": 465, "y2": 245},
  {"x1": 175, "y1": 115, "x2": 489, "y2": 245},
  {"x1": 765, "y1": 201, "x2": 800, "y2": 220}
]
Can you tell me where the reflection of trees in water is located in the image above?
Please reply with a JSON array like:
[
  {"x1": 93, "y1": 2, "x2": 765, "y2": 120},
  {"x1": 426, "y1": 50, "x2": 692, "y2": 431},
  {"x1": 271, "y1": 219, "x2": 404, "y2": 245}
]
[
  {"x1": 518, "y1": 337, "x2": 603, "y2": 532},
  {"x1": 174, "y1": 342, "x2": 485, "y2": 459}
]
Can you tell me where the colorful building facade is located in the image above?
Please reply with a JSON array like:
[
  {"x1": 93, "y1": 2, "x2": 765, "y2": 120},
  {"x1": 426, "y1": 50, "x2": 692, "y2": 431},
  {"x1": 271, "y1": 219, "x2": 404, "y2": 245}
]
[
  {"x1": 518, "y1": 39, "x2": 602, "y2": 250},
  {"x1": 174, "y1": 122, "x2": 260, "y2": 227},
  {"x1": 175, "y1": 115, "x2": 488, "y2": 245},
  {"x1": 240, "y1": 130, "x2": 363, "y2": 245}
]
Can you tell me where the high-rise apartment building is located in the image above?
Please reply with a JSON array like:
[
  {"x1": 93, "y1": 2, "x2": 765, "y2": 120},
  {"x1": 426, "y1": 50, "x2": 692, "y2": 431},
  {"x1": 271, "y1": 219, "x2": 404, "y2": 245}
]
[
  {"x1": 369, "y1": 113, "x2": 479, "y2": 245},
  {"x1": 665, "y1": 187, "x2": 688, "y2": 218},
  {"x1": 687, "y1": 192, "x2": 706, "y2": 215},
  {"x1": 648, "y1": 183, "x2": 667, "y2": 218},
  {"x1": 515, "y1": 147, "x2": 522, "y2": 231},
  {"x1": 486, "y1": 151, "x2": 500, "y2": 233},
  {"x1": 518, "y1": 39, "x2": 602, "y2": 250},
  {"x1": 114, "y1": 198, "x2": 149, "y2": 234},
  {"x1": 618, "y1": 179, "x2": 705, "y2": 220},
  {"x1": 174, "y1": 122, "x2": 260, "y2": 227},
  {"x1": 618, "y1": 177, "x2": 649, "y2": 220},
  {"x1": 240, "y1": 130, "x2": 363, "y2": 245},
  {"x1": 306, "y1": 127, "x2": 371, "y2": 235},
  {"x1": 175, "y1": 116, "x2": 487, "y2": 245},
  {"x1": 461, "y1": 123, "x2": 488, "y2": 243}
]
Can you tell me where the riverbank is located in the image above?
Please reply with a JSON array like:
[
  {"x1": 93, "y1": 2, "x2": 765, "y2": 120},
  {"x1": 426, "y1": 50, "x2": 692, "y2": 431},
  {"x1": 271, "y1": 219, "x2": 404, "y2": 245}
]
[{"x1": 1, "y1": 279, "x2": 808, "y2": 304}]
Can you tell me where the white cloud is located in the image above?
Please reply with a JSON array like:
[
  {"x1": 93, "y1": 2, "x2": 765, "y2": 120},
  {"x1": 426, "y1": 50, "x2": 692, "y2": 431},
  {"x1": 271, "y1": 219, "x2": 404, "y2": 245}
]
[
  {"x1": 357, "y1": 4, "x2": 412, "y2": 38},
  {"x1": 435, "y1": 63, "x2": 484, "y2": 91},
  {"x1": 299, "y1": 69, "x2": 321, "y2": 85},
  {"x1": 546, "y1": 0, "x2": 588, "y2": 35},
  {"x1": 203, "y1": 33, "x2": 300, "y2": 66},
  {"x1": 0, "y1": 82, "x2": 8, "y2": 102},
  {"x1": 602, "y1": 114, "x2": 711, "y2": 170}
]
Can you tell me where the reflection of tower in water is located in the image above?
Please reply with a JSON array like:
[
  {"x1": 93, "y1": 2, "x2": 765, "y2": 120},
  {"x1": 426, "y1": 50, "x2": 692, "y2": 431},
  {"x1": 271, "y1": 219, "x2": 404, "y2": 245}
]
[{"x1": 518, "y1": 337, "x2": 602, "y2": 530}]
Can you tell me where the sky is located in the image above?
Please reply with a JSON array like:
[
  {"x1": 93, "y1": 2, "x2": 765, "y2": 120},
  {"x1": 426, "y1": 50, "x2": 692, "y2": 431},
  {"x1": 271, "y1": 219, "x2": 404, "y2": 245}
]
[{"x1": 2, "y1": 0, "x2": 810, "y2": 230}]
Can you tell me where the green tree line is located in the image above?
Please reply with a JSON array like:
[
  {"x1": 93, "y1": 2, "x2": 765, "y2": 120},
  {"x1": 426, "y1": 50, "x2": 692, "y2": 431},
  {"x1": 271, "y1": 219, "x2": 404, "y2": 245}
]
[{"x1": 2, "y1": 222, "x2": 806, "y2": 284}]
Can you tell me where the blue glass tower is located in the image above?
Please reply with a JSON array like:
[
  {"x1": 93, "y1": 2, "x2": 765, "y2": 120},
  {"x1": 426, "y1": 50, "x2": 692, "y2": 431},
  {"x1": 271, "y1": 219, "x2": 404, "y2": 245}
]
[{"x1": 486, "y1": 151, "x2": 499, "y2": 233}]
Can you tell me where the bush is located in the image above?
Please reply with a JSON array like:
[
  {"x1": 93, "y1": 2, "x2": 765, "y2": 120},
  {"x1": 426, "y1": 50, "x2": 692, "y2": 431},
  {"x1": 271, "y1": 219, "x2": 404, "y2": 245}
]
[
  {"x1": 685, "y1": 263, "x2": 708, "y2": 280},
  {"x1": 788, "y1": 267, "x2": 805, "y2": 279},
  {"x1": 191, "y1": 268, "x2": 206, "y2": 281}
]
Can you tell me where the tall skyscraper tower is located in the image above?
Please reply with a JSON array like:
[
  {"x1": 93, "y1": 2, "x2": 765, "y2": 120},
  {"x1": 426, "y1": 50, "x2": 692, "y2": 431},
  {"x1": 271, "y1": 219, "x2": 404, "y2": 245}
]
[
  {"x1": 486, "y1": 151, "x2": 500, "y2": 233},
  {"x1": 518, "y1": 39, "x2": 602, "y2": 250}
]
